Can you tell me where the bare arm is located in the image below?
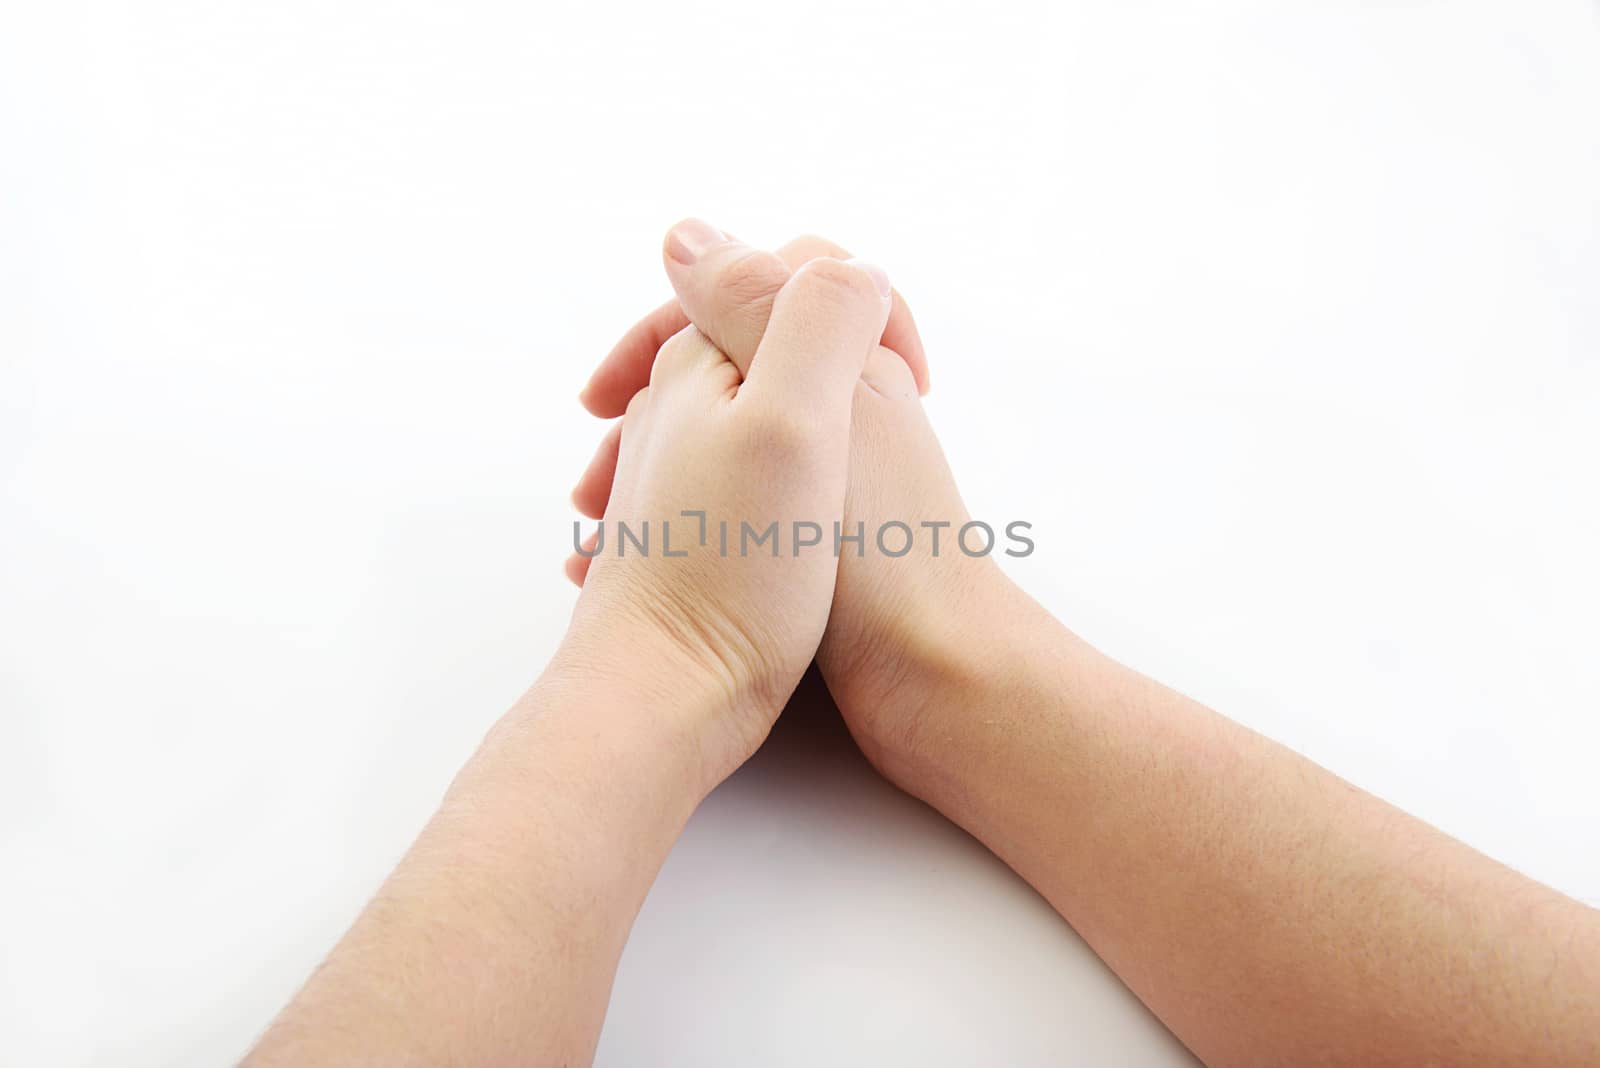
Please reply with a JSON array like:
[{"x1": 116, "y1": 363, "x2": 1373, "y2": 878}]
[
  {"x1": 879, "y1": 587, "x2": 1600, "y2": 1067},
  {"x1": 244, "y1": 666, "x2": 719, "y2": 1067}
]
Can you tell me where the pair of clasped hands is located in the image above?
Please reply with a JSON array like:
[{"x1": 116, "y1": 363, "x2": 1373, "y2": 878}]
[
  {"x1": 560, "y1": 217, "x2": 1007, "y2": 788},
  {"x1": 248, "y1": 219, "x2": 1600, "y2": 1068}
]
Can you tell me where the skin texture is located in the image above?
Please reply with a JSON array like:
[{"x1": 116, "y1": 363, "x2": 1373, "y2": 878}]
[
  {"x1": 245, "y1": 242, "x2": 891, "y2": 1066},
  {"x1": 575, "y1": 224, "x2": 1600, "y2": 1067}
]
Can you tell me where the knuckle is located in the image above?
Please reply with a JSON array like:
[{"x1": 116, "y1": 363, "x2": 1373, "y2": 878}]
[
  {"x1": 623, "y1": 385, "x2": 651, "y2": 419},
  {"x1": 651, "y1": 325, "x2": 713, "y2": 382},
  {"x1": 782, "y1": 234, "x2": 850, "y2": 263},
  {"x1": 789, "y1": 257, "x2": 877, "y2": 306},
  {"x1": 716, "y1": 250, "x2": 790, "y2": 307}
]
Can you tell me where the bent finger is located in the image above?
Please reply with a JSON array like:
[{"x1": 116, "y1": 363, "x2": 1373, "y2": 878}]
[
  {"x1": 742, "y1": 257, "x2": 892, "y2": 417},
  {"x1": 775, "y1": 235, "x2": 929, "y2": 394},
  {"x1": 570, "y1": 419, "x2": 622, "y2": 520},
  {"x1": 580, "y1": 299, "x2": 689, "y2": 418}
]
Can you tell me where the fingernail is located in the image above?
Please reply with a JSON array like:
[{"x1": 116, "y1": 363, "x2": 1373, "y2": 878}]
[
  {"x1": 666, "y1": 218, "x2": 726, "y2": 265},
  {"x1": 847, "y1": 258, "x2": 892, "y2": 300}
]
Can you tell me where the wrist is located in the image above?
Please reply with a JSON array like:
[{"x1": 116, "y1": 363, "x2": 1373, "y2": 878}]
[
  {"x1": 536, "y1": 621, "x2": 767, "y2": 795},
  {"x1": 438, "y1": 665, "x2": 719, "y2": 872},
  {"x1": 850, "y1": 583, "x2": 1097, "y2": 807}
]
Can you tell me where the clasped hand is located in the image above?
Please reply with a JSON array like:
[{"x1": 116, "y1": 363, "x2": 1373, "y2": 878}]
[{"x1": 563, "y1": 218, "x2": 1016, "y2": 792}]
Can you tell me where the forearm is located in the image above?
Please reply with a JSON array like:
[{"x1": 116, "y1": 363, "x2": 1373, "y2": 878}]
[
  {"x1": 882, "y1": 593, "x2": 1600, "y2": 1067},
  {"x1": 246, "y1": 663, "x2": 717, "y2": 1067}
]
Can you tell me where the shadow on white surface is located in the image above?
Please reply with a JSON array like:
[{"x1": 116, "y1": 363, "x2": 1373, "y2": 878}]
[{"x1": 598, "y1": 669, "x2": 1199, "y2": 1067}]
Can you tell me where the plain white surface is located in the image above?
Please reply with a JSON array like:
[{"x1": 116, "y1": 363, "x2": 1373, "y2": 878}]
[{"x1": 3, "y1": 2, "x2": 1598, "y2": 1064}]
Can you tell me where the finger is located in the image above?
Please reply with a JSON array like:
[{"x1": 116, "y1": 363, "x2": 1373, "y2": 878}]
[
  {"x1": 580, "y1": 298, "x2": 689, "y2": 418},
  {"x1": 651, "y1": 322, "x2": 738, "y2": 392},
  {"x1": 577, "y1": 219, "x2": 762, "y2": 416},
  {"x1": 581, "y1": 227, "x2": 931, "y2": 421},
  {"x1": 861, "y1": 343, "x2": 919, "y2": 399},
  {"x1": 661, "y1": 218, "x2": 791, "y2": 377},
  {"x1": 570, "y1": 419, "x2": 622, "y2": 520},
  {"x1": 564, "y1": 530, "x2": 599, "y2": 586},
  {"x1": 742, "y1": 257, "x2": 892, "y2": 415},
  {"x1": 775, "y1": 235, "x2": 930, "y2": 395}
]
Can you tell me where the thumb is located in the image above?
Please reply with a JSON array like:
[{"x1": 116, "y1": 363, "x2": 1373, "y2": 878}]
[
  {"x1": 739, "y1": 256, "x2": 892, "y2": 418},
  {"x1": 662, "y1": 218, "x2": 790, "y2": 378}
]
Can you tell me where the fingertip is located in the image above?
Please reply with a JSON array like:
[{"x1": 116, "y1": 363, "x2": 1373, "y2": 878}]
[
  {"x1": 584, "y1": 300, "x2": 691, "y2": 418},
  {"x1": 565, "y1": 528, "x2": 600, "y2": 586},
  {"x1": 882, "y1": 289, "x2": 930, "y2": 395},
  {"x1": 572, "y1": 420, "x2": 623, "y2": 518},
  {"x1": 664, "y1": 218, "x2": 728, "y2": 267},
  {"x1": 578, "y1": 378, "x2": 625, "y2": 418},
  {"x1": 844, "y1": 257, "x2": 893, "y2": 301}
]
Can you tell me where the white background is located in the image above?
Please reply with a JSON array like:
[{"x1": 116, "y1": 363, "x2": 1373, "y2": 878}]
[{"x1": 3, "y1": 2, "x2": 1598, "y2": 1064}]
